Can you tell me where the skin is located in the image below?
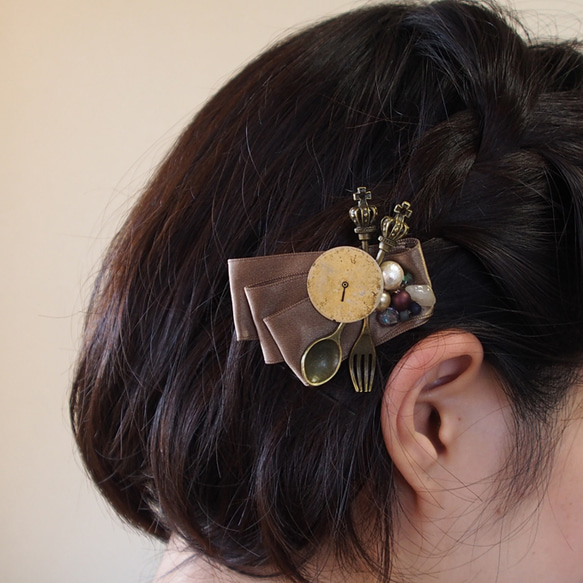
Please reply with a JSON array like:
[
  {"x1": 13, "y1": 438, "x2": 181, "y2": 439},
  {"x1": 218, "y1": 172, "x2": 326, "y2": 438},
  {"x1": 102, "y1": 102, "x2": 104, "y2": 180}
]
[
  {"x1": 385, "y1": 333, "x2": 583, "y2": 582},
  {"x1": 154, "y1": 332, "x2": 583, "y2": 583}
]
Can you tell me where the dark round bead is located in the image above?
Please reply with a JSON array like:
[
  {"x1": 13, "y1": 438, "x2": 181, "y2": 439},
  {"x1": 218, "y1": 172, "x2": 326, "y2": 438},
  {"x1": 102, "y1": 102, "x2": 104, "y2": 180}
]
[
  {"x1": 399, "y1": 310, "x2": 410, "y2": 322},
  {"x1": 409, "y1": 301, "x2": 422, "y2": 316},
  {"x1": 391, "y1": 290, "x2": 411, "y2": 311},
  {"x1": 377, "y1": 307, "x2": 399, "y2": 326}
]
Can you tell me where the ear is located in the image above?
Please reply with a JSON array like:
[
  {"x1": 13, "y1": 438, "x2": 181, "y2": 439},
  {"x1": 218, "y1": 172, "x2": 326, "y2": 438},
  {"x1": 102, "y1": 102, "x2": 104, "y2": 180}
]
[{"x1": 381, "y1": 330, "x2": 511, "y2": 512}]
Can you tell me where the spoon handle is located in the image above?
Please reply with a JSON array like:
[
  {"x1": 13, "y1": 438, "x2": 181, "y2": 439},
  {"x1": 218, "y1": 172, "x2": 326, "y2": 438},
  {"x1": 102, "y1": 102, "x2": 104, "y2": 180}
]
[{"x1": 329, "y1": 321, "x2": 346, "y2": 343}]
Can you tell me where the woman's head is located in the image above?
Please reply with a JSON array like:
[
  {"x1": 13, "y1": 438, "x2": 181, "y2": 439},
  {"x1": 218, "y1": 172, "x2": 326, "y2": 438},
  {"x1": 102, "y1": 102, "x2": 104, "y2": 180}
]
[{"x1": 71, "y1": 1, "x2": 583, "y2": 581}]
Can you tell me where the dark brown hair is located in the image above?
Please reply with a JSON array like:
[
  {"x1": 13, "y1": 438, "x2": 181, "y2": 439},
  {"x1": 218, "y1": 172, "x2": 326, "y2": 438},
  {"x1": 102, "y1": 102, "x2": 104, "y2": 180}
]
[{"x1": 71, "y1": 1, "x2": 583, "y2": 581}]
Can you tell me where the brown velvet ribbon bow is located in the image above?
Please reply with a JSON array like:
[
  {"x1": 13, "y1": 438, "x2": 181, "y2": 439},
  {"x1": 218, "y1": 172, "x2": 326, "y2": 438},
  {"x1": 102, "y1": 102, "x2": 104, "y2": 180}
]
[{"x1": 228, "y1": 239, "x2": 433, "y2": 385}]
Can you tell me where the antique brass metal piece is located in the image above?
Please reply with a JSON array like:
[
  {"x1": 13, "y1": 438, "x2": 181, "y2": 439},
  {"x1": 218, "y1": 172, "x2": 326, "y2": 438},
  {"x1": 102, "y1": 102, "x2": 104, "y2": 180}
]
[
  {"x1": 349, "y1": 187, "x2": 378, "y2": 254},
  {"x1": 306, "y1": 246, "x2": 383, "y2": 323},
  {"x1": 301, "y1": 322, "x2": 346, "y2": 386},
  {"x1": 376, "y1": 201, "x2": 412, "y2": 264}
]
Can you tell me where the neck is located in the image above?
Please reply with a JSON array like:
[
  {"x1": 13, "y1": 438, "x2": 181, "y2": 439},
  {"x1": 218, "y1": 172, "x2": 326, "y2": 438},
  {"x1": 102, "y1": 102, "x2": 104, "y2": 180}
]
[{"x1": 153, "y1": 535, "x2": 375, "y2": 583}]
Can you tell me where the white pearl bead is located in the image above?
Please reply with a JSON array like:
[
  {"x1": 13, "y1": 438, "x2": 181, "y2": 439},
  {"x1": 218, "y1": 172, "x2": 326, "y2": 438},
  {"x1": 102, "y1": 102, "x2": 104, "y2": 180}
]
[
  {"x1": 405, "y1": 284, "x2": 436, "y2": 307},
  {"x1": 376, "y1": 291, "x2": 392, "y2": 311},
  {"x1": 381, "y1": 261, "x2": 404, "y2": 291}
]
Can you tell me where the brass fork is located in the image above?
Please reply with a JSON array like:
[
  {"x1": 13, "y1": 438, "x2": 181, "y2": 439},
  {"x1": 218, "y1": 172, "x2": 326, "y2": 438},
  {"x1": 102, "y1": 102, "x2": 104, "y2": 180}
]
[{"x1": 349, "y1": 316, "x2": 376, "y2": 392}]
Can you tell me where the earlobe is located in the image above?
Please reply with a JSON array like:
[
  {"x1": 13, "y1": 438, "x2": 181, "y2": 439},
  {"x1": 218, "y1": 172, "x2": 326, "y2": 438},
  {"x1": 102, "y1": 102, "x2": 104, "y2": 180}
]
[{"x1": 380, "y1": 330, "x2": 506, "y2": 508}]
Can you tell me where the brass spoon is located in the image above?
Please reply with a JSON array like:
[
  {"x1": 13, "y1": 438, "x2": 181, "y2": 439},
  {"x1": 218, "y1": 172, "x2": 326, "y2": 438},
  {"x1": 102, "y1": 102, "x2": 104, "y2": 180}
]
[{"x1": 301, "y1": 322, "x2": 346, "y2": 386}]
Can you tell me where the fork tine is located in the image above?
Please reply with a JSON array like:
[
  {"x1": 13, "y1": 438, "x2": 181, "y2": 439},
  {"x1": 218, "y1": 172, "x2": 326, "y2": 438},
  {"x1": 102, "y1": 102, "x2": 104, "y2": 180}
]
[
  {"x1": 355, "y1": 353, "x2": 362, "y2": 393},
  {"x1": 356, "y1": 353, "x2": 364, "y2": 393},
  {"x1": 363, "y1": 353, "x2": 370, "y2": 393},
  {"x1": 349, "y1": 317, "x2": 377, "y2": 392},
  {"x1": 367, "y1": 354, "x2": 375, "y2": 392},
  {"x1": 349, "y1": 352, "x2": 356, "y2": 391}
]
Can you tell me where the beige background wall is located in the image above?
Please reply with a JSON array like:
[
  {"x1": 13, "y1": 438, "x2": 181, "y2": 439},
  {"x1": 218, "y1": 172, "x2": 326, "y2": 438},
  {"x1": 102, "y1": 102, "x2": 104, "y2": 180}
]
[{"x1": 2, "y1": 1, "x2": 582, "y2": 582}]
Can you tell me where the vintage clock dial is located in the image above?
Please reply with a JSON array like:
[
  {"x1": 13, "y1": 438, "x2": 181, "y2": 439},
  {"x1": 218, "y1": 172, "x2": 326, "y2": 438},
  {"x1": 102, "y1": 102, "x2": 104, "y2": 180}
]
[{"x1": 307, "y1": 246, "x2": 383, "y2": 323}]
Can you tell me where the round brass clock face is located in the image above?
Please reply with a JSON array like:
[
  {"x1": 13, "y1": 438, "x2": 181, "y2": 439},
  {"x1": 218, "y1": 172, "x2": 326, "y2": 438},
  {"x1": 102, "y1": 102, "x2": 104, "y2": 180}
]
[{"x1": 307, "y1": 246, "x2": 383, "y2": 323}]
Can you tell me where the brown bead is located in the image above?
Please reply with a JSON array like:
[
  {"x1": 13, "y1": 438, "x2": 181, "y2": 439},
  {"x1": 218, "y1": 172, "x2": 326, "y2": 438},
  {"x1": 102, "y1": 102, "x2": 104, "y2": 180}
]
[{"x1": 391, "y1": 290, "x2": 411, "y2": 311}]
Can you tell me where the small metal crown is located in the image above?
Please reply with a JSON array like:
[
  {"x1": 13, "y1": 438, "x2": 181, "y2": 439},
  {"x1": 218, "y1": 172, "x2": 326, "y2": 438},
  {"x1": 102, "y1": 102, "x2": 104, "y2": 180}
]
[
  {"x1": 349, "y1": 187, "x2": 378, "y2": 253},
  {"x1": 376, "y1": 201, "x2": 412, "y2": 264}
]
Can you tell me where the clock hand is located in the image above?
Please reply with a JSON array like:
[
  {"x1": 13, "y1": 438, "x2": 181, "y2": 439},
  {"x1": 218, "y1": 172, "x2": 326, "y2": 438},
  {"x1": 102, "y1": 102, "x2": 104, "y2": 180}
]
[{"x1": 341, "y1": 281, "x2": 349, "y2": 302}]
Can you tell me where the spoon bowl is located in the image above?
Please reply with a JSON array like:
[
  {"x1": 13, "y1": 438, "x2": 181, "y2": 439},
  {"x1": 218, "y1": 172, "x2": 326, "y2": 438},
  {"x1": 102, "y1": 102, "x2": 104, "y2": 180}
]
[{"x1": 301, "y1": 323, "x2": 346, "y2": 386}]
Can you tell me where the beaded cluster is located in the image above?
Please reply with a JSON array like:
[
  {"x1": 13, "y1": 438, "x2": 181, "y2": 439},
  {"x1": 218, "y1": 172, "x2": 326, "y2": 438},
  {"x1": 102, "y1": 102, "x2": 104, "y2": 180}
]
[
  {"x1": 349, "y1": 189, "x2": 436, "y2": 327},
  {"x1": 376, "y1": 262, "x2": 436, "y2": 326}
]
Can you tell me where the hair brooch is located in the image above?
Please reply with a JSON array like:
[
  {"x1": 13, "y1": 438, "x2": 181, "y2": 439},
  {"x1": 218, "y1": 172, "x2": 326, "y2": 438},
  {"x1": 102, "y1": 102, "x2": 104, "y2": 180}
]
[{"x1": 228, "y1": 188, "x2": 435, "y2": 392}]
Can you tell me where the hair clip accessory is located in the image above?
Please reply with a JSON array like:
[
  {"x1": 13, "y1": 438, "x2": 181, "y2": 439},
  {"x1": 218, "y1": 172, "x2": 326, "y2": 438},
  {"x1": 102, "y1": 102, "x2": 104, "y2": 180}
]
[{"x1": 228, "y1": 189, "x2": 435, "y2": 392}]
